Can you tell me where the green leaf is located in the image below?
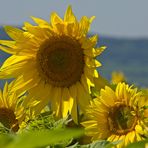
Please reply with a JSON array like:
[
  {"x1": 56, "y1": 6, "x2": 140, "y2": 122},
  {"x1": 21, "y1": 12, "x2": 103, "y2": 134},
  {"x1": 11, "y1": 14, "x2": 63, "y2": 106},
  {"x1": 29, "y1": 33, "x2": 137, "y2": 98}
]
[
  {"x1": 7, "y1": 128, "x2": 84, "y2": 148},
  {"x1": 0, "y1": 134, "x2": 14, "y2": 148},
  {"x1": 125, "y1": 140, "x2": 148, "y2": 148}
]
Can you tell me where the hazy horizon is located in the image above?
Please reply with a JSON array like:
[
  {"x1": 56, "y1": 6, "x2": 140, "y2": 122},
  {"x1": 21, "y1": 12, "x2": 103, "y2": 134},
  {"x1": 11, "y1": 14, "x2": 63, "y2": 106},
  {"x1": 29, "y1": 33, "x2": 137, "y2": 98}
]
[{"x1": 0, "y1": 0, "x2": 148, "y2": 38}]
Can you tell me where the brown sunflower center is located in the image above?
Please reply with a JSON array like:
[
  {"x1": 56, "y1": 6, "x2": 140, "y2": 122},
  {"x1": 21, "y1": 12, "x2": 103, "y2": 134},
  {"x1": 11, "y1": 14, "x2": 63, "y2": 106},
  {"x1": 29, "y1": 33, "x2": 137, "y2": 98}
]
[
  {"x1": 37, "y1": 36, "x2": 84, "y2": 87},
  {"x1": 108, "y1": 104, "x2": 138, "y2": 135},
  {"x1": 0, "y1": 108, "x2": 19, "y2": 132}
]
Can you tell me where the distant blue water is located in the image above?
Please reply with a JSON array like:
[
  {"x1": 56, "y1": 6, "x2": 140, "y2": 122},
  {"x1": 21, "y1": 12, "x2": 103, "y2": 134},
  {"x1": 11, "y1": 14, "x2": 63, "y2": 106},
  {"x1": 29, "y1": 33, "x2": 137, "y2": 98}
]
[{"x1": 98, "y1": 36, "x2": 148, "y2": 87}]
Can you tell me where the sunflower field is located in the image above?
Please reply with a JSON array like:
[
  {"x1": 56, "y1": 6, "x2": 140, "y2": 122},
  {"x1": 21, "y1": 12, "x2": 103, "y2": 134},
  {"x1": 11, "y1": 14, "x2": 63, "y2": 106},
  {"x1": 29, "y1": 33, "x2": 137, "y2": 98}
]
[{"x1": 0, "y1": 5, "x2": 148, "y2": 148}]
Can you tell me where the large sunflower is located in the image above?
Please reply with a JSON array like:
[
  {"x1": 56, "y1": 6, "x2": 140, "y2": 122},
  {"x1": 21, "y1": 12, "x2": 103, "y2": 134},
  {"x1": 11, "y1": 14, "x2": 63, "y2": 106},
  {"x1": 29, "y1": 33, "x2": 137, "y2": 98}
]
[
  {"x1": 0, "y1": 6, "x2": 105, "y2": 122},
  {"x1": 0, "y1": 80, "x2": 27, "y2": 132},
  {"x1": 81, "y1": 83, "x2": 148, "y2": 147}
]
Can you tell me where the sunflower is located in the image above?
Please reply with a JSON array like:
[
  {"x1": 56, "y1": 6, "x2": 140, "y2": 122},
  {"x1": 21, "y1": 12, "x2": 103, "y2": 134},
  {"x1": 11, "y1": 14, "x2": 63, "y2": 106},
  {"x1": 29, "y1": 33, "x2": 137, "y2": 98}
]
[
  {"x1": 0, "y1": 80, "x2": 27, "y2": 132},
  {"x1": 81, "y1": 83, "x2": 148, "y2": 147},
  {"x1": 111, "y1": 71, "x2": 126, "y2": 84},
  {"x1": 0, "y1": 6, "x2": 105, "y2": 123}
]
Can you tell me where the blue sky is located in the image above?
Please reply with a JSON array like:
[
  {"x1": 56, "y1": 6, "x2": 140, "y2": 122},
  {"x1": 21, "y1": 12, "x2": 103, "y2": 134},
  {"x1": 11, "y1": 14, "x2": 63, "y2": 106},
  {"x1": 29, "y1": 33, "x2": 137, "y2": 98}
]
[{"x1": 0, "y1": 0, "x2": 148, "y2": 38}]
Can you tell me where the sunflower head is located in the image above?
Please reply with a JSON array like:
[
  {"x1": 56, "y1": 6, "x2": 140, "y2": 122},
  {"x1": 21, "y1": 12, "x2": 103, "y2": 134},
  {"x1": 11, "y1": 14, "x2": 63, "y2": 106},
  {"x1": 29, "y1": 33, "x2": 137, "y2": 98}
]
[
  {"x1": 32, "y1": 5, "x2": 104, "y2": 89},
  {"x1": 81, "y1": 83, "x2": 148, "y2": 147},
  {"x1": 0, "y1": 107, "x2": 19, "y2": 132},
  {"x1": 0, "y1": 6, "x2": 106, "y2": 123},
  {"x1": 36, "y1": 35, "x2": 84, "y2": 87},
  {"x1": 0, "y1": 79, "x2": 37, "y2": 132}
]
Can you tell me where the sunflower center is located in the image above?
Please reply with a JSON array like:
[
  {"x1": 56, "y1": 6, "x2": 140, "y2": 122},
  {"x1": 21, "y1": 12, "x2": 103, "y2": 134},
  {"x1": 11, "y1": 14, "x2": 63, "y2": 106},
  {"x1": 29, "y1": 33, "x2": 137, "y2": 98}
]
[
  {"x1": 0, "y1": 108, "x2": 19, "y2": 132},
  {"x1": 108, "y1": 104, "x2": 138, "y2": 135},
  {"x1": 37, "y1": 36, "x2": 84, "y2": 87}
]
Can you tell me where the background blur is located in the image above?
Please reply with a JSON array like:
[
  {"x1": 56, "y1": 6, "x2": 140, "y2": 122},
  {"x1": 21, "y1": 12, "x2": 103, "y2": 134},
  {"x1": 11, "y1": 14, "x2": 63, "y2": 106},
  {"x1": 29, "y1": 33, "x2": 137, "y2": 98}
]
[{"x1": 0, "y1": 0, "x2": 148, "y2": 87}]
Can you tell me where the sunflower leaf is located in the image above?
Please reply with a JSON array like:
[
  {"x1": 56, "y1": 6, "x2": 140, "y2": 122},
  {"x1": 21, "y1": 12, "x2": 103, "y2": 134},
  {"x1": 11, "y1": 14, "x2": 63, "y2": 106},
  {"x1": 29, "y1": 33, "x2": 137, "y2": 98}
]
[{"x1": 6, "y1": 128, "x2": 84, "y2": 148}]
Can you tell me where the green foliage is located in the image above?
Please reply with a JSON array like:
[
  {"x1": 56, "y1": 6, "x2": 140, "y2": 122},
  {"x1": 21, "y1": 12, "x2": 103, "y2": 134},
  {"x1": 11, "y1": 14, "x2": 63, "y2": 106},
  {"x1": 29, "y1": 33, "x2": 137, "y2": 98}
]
[
  {"x1": 0, "y1": 111, "x2": 84, "y2": 148},
  {"x1": 0, "y1": 123, "x2": 10, "y2": 134},
  {"x1": 125, "y1": 140, "x2": 148, "y2": 148},
  {"x1": 25, "y1": 111, "x2": 69, "y2": 131},
  {"x1": 0, "y1": 134, "x2": 14, "y2": 148},
  {"x1": 0, "y1": 128, "x2": 84, "y2": 148},
  {"x1": 25, "y1": 111, "x2": 56, "y2": 131},
  {"x1": 67, "y1": 140, "x2": 122, "y2": 148}
]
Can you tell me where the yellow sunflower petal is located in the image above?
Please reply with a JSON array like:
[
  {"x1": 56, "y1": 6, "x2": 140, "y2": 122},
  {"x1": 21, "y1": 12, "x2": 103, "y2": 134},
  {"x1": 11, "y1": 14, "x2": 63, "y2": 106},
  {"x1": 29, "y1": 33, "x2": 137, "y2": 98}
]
[
  {"x1": 0, "y1": 40, "x2": 16, "y2": 48},
  {"x1": 0, "y1": 45, "x2": 16, "y2": 54},
  {"x1": 64, "y1": 5, "x2": 76, "y2": 23},
  {"x1": 49, "y1": 87, "x2": 61, "y2": 117},
  {"x1": 112, "y1": 135, "x2": 120, "y2": 143},
  {"x1": 51, "y1": 12, "x2": 63, "y2": 26},
  {"x1": 81, "y1": 74, "x2": 91, "y2": 93},
  {"x1": 135, "y1": 125, "x2": 143, "y2": 134},
  {"x1": 71, "y1": 97, "x2": 78, "y2": 123},
  {"x1": 85, "y1": 57, "x2": 101, "y2": 68},
  {"x1": 108, "y1": 134, "x2": 116, "y2": 142},
  {"x1": 100, "y1": 86, "x2": 116, "y2": 106},
  {"x1": 81, "y1": 35, "x2": 98, "y2": 49},
  {"x1": 10, "y1": 75, "x2": 38, "y2": 96},
  {"x1": 61, "y1": 87, "x2": 74, "y2": 117},
  {"x1": 128, "y1": 131, "x2": 136, "y2": 143},
  {"x1": 84, "y1": 46, "x2": 106, "y2": 57},
  {"x1": 81, "y1": 120, "x2": 97, "y2": 128},
  {"x1": 84, "y1": 67, "x2": 96, "y2": 87},
  {"x1": 23, "y1": 22, "x2": 33, "y2": 30},
  {"x1": 24, "y1": 26, "x2": 50, "y2": 39},
  {"x1": 2, "y1": 82, "x2": 9, "y2": 108},
  {"x1": 79, "y1": 16, "x2": 94, "y2": 35},
  {"x1": 0, "y1": 55, "x2": 33, "y2": 78},
  {"x1": 76, "y1": 82, "x2": 91, "y2": 110},
  {"x1": 69, "y1": 84, "x2": 78, "y2": 123},
  {"x1": 0, "y1": 90, "x2": 5, "y2": 106},
  {"x1": 4, "y1": 26, "x2": 33, "y2": 42},
  {"x1": 54, "y1": 23, "x2": 65, "y2": 34},
  {"x1": 31, "y1": 16, "x2": 49, "y2": 27},
  {"x1": 136, "y1": 133, "x2": 143, "y2": 141}
]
